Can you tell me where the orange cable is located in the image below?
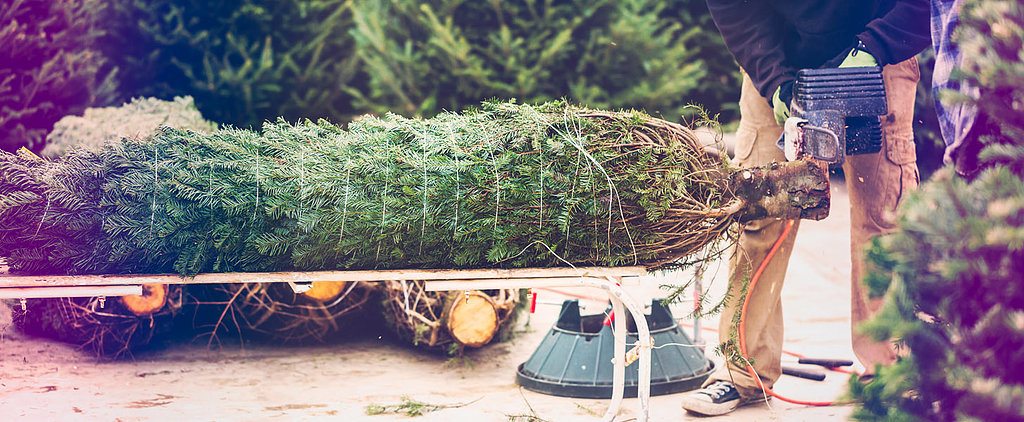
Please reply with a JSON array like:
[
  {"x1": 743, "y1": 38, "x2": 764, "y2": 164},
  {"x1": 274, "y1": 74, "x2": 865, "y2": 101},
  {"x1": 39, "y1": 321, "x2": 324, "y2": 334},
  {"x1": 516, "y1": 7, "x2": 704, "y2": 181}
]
[{"x1": 738, "y1": 219, "x2": 843, "y2": 406}]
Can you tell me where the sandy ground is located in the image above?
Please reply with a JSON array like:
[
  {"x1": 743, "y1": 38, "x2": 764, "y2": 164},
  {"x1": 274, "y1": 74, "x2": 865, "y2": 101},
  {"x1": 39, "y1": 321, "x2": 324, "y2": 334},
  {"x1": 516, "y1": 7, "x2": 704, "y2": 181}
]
[{"x1": 0, "y1": 180, "x2": 862, "y2": 422}]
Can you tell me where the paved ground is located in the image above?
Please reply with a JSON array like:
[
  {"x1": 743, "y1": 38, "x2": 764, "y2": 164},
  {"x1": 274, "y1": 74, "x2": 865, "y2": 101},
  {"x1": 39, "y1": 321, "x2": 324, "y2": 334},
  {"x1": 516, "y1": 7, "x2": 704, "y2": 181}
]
[{"x1": 0, "y1": 179, "x2": 862, "y2": 422}]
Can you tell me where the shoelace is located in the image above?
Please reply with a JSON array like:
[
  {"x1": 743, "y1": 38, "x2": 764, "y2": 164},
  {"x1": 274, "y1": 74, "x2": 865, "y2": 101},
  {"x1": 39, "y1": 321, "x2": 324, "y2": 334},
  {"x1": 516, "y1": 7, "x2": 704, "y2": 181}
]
[{"x1": 703, "y1": 382, "x2": 734, "y2": 399}]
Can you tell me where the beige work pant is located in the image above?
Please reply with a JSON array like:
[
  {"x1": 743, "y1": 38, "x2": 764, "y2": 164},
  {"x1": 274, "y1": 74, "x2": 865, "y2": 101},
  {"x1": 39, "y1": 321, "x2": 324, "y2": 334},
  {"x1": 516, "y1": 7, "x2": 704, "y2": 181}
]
[{"x1": 706, "y1": 58, "x2": 921, "y2": 398}]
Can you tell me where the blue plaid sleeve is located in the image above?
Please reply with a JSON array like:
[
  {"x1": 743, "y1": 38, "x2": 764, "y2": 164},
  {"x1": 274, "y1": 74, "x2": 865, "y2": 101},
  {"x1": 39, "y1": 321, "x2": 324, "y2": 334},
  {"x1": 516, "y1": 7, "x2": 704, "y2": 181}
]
[{"x1": 930, "y1": 0, "x2": 979, "y2": 163}]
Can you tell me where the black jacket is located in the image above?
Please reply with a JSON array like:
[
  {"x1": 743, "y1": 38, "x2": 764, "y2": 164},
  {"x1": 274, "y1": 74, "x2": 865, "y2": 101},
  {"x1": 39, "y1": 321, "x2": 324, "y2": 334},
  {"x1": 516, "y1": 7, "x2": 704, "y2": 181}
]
[{"x1": 706, "y1": 0, "x2": 931, "y2": 101}]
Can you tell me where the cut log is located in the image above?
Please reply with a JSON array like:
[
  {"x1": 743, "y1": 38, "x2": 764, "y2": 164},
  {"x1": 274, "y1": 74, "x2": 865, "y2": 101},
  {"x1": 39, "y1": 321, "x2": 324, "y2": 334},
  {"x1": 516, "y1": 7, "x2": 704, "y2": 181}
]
[
  {"x1": 728, "y1": 160, "x2": 831, "y2": 222},
  {"x1": 380, "y1": 280, "x2": 523, "y2": 353},
  {"x1": 120, "y1": 283, "x2": 169, "y2": 316},
  {"x1": 12, "y1": 285, "x2": 184, "y2": 358},
  {"x1": 444, "y1": 291, "x2": 499, "y2": 348},
  {"x1": 300, "y1": 281, "x2": 348, "y2": 303}
]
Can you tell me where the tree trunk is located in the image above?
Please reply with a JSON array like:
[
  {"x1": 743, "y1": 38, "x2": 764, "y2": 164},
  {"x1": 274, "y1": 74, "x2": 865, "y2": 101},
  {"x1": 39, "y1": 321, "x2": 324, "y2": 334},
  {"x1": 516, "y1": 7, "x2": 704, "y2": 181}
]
[
  {"x1": 444, "y1": 291, "x2": 499, "y2": 348},
  {"x1": 380, "y1": 280, "x2": 523, "y2": 353},
  {"x1": 13, "y1": 286, "x2": 184, "y2": 358},
  {"x1": 728, "y1": 159, "x2": 831, "y2": 222},
  {"x1": 120, "y1": 283, "x2": 169, "y2": 316}
]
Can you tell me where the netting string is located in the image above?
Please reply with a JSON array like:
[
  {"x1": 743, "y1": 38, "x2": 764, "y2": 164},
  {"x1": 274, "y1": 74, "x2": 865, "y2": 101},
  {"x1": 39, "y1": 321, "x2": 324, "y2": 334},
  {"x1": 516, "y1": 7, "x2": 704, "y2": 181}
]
[
  {"x1": 151, "y1": 147, "x2": 158, "y2": 237},
  {"x1": 341, "y1": 157, "x2": 350, "y2": 240}
]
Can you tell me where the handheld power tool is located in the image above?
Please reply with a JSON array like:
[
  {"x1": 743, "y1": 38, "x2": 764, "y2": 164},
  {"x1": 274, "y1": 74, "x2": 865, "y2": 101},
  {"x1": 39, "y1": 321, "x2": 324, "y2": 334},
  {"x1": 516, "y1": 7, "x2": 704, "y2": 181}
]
[{"x1": 777, "y1": 67, "x2": 888, "y2": 165}]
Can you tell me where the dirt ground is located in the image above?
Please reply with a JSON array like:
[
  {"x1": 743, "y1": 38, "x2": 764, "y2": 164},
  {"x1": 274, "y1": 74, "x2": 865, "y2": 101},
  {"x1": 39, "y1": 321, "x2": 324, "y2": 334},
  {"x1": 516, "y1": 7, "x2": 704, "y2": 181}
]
[{"x1": 0, "y1": 180, "x2": 863, "y2": 422}]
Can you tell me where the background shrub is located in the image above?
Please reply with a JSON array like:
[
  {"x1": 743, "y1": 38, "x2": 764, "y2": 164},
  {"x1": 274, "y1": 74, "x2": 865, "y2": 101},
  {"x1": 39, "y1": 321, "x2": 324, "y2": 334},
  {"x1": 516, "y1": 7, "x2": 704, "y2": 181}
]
[
  {"x1": 345, "y1": 0, "x2": 738, "y2": 122},
  {"x1": 42, "y1": 96, "x2": 216, "y2": 157},
  {"x1": 100, "y1": 0, "x2": 361, "y2": 128},
  {"x1": 99, "y1": 0, "x2": 739, "y2": 128},
  {"x1": 850, "y1": 1, "x2": 1024, "y2": 420},
  {"x1": 0, "y1": 0, "x2": 116, "y2": 153}
]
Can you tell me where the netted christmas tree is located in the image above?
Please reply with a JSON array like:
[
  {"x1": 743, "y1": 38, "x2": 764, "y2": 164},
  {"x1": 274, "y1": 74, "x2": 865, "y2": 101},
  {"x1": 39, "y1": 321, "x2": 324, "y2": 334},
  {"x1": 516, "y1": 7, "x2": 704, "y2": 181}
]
[
  {"x1": 848, "y1": 1, "x2": 1024, "y2": 420},
  {"x1": 0, "y1": 101, "x2": 830, "y2": 354},
  {"x1": 42, "y1": 96, "x2": 217, "y2": 157}
]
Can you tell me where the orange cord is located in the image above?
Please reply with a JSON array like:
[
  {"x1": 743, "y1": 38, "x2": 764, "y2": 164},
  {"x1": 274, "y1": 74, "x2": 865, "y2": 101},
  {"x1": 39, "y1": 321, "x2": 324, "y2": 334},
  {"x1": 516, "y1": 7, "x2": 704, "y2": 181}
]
[
  {"x1": 738, "y1": 218, "x2": 845, "y2": 406},
  {"x1": 533, "y1": 245, "x2": 855, "y2": 404}
]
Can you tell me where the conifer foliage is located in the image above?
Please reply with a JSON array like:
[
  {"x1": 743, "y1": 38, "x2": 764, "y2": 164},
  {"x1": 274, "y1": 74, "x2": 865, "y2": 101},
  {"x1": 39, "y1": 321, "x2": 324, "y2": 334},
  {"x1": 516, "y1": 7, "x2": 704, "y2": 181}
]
[
  {"x1": 849, "y1": 2, "x2": 1024, "y2": 420},
  {"x1": 0, "y1": 101, "x2": 735, "y2": 277},
  {"x1": 42, "y1": 96, "x2": 217, "y2": 157},
  {"x1": 98, "y1": 0, "x2": 737, "y2": 129},
  {"x1": 347, "y1": 0, "x2": 728, "y2": 120},
  {"x1": 0, "y1": 0, "x2": 117, "y2": 153},
  {"x1": 100, "y1": 0, "x2": 360, "y2": 128}
]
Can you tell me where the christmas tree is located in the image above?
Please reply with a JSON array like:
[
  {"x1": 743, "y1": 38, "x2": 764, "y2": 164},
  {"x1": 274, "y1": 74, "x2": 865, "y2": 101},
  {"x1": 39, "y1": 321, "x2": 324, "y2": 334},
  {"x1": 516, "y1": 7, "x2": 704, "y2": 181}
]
[
  {"x1": 0, "y1": 101, "x2": 827, "y2": 277},
  {"x1": 1, "y1": 101, "x2": 830, "y2": 356},
  {"x1": 42, "y1": 96, "x2": 217, "y2": 157},
  {"x1": 0, "y1": 0, "x2": 117, "y2": 153},
  {"x1": 849, "y1": 1, "x2": 1024, "y2": 420}
]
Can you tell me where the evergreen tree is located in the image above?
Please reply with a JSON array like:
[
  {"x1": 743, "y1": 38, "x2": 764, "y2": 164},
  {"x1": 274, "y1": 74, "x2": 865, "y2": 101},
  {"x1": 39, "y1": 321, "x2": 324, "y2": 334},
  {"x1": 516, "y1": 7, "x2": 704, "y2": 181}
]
[
  {"x1": 849, "y1": 2, "x2": 1024, "y2": 420},
  {"x1": 101, "y1": 0, "x2": 361, "y2": 128},
  {"x1": 347, "y1": 0, "x2": 734, "y2": 121},
  {"x1": 0, "y1": 0, "x2": 117, "y2": 153},
  {"x1": 42, "y1": 96, "x2": 216, "y2": 157},
  {"x1": 0, "y1": 101, "x2": 827, "y2": 277}
]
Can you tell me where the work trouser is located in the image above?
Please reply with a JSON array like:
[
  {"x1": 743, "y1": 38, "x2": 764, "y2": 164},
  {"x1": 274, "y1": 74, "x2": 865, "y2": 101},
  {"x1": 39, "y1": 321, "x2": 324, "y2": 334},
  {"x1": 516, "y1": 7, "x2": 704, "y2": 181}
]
[{"x1": 706, "y1": 57, "x2": 921, "y2": 398}]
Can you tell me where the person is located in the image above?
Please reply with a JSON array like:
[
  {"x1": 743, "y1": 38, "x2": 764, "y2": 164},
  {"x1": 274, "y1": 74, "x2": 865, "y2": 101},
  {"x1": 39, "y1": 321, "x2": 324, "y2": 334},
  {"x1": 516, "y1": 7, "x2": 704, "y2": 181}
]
[
  {"x1": 931, "y1": 0, "x2": 991, "y2": 180},
  {"x1": 680, "y1": 1, "x2": 931, "y2": 416}
]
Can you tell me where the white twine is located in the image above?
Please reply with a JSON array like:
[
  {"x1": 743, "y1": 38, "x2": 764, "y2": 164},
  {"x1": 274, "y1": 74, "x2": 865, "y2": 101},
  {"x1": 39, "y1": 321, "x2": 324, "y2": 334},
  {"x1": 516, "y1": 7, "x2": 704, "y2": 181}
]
[
  {"x1": 150, "y1": 147, "x2": 158, "y2": 238},
  {"x1": 340, "y1": 157, "x2": 350, "y2": 240},
  {"x1": 33, "y1": 196, "x2": 50, "y2": 239},
  {"x1": 208, "y1": 161, "x2": 214, "y2": 196},
  {"x1": 538, "y1": 126, "x2": 544, "y2": 229},
  {"x1": 566, "y1": 145, "x2": 585, "y2": 248},
  {"x1": 450, "y1": 121, "x2": 460, "y2": 241},
  {"x1": 420, "y1": 132, "x2": 428, "y2": 254},
  {"x1": 253, "y1": 148, "x2": 260, "y2": 220},
  {"x1": 299, "y1": 146, "x2": 305, "y2": 223},
  {"x1": 377, "y1": 139, "x2": 388, "y2": 262},
  {"x1": 491, "y1": 150, "x2": 500, "y2": 231},
  {"x1": 554, "y1": 107, "x2": 638, "y2": 264}
]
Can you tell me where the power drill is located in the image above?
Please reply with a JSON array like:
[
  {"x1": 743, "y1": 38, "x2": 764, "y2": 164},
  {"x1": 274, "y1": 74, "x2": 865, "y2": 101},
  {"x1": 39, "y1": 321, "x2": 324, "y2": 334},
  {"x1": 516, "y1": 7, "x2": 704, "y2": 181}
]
[{"x1": 777, "y1": 67, "x2": 888, "y2": 165}]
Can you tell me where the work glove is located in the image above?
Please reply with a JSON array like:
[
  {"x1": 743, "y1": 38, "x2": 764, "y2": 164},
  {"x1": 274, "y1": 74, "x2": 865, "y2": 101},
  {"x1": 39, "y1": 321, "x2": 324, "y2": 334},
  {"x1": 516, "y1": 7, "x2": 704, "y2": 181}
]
[
  {"x1": 837, "y1": 40, "x2": 878, "y2": 68},
  {"x1": 772, "y1": 80, "x2": 794, "y2": 127},
  {"x1": 772, "y1": 40, "x2": 878, "y2": 126}
]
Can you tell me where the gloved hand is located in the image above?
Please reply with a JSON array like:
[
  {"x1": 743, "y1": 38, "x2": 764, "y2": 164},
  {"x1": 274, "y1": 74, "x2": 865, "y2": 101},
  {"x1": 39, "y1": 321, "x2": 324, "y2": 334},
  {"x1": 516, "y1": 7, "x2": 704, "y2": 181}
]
[
  {"x1": 838, "y1": 40, "x2": 878, "y2": 68},
  {"x1": 773, "y1": 40, "x2": 878, "y2": 126},
  {"x1": 772, "y1": 80, "x2": 794, "y2": 127}
]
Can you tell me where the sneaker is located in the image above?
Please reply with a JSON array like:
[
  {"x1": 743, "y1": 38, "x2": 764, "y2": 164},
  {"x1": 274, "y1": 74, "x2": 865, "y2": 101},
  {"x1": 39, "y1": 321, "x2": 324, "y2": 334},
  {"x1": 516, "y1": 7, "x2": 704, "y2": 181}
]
[{"x1": 680, "y1": 380, "x2": 760, "y2": 416}]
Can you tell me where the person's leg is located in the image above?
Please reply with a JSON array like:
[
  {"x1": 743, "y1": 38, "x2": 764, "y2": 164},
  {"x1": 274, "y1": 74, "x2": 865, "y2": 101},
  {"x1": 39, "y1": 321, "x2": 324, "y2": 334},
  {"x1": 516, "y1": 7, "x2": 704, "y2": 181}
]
[
  {"x1": 844, "y1": 57, "x2": 921, "y2": 372},
  {"x1": 702, "y1": 72, "x2": 798, "y2": 397}
]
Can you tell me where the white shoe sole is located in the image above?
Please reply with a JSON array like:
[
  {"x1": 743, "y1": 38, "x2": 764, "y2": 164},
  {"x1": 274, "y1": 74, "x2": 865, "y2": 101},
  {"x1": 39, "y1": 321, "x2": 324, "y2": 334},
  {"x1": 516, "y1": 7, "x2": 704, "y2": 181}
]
[{"x1": 680, "y1": 396, "x2": 739, "y2": 416}]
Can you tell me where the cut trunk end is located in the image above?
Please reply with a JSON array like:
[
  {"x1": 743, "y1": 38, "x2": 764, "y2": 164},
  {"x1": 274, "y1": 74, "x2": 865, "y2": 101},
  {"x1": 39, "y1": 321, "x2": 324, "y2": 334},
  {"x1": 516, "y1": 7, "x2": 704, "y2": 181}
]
[
  {"x1": 729, "y1": 159, "x2": 831, "y2": 222},
  {"x1": 444, "y1": 291, "x2": 499, "y2": 348},
  {"x1": 380, "y1": 280, "x2": 523, "y2": 353},
  {"x1": 300, "y1": 281, "x2": 349, "y2": 303},
  {"x1": 120, "y1": 283, "x2": 169, "y2": 316},
  {"x1": 13, "y1": 286, "x2": 184, "y2": 359}
]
